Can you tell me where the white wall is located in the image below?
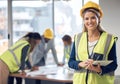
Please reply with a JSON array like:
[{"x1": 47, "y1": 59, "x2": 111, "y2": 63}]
[{"x1": 100, "y1": 0, "x2": 120, "y2": 75}]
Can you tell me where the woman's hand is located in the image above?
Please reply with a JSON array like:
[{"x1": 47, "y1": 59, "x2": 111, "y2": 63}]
[
  {"x1": 31, "y1": 66, "x2": 39, "y2": 71},
  {"x1": 87, "y1": 63, "x2": 102, "y2": 73},
  {"x1": 85, "y1": 59, "x2": 102, "y2": 73},
  {"x1": 78, "y1": 59, "x2": 93, "y2": 68},
  {"x1": 78, "y1": 61, "x2": 88, "y2": 68},
  {"x1": 57, "y1": 63, "x2": 64, "y2": 66},
  {"x1": 79, "y1": 59, "x2": 102, "y2": 73},
  {"x1": 20, "y1": 70, "x2": 26, "y2": 75}
]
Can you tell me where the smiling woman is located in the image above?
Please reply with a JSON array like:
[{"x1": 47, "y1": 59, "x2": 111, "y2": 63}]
[
  {"x1": 83, "y1": 9, "x2": 102, "y2": 42},
  {"x1": 68, "y1": 1, "x2": 118, "y2": 84}
]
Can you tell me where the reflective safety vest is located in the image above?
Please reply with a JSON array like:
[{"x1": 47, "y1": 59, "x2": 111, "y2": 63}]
[
  {"x1": 74, "y1": 32, "x2": 117, "y2": 84},
  {"x1": 64, "y1": 46, "x2": 71, "y2": 61},
  {"x1": 0, "y1": 40, "x2": 30, "y2": 73}
]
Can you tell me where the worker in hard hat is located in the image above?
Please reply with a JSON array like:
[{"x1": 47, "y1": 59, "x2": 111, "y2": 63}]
[
  {"x1": 32, "y1": 28, "x2": 60, "y2": 67},
  {"x1": 62, "y1": 35, "x2": 73, "y2": 64},
  {"x1": 68, "y1": 1, "x2": 117, "y2": 84}
]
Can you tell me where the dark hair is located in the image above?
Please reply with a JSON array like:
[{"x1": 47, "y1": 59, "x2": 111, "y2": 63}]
[
  {"x1": 62, "y1": 35, "x2": 72, "y2": 44},
  {"x1": 23, "y1": 32, "x2": 41, "y2": 52},
  {"x1": 24, "y1": 32, "x2": 41, "y2": 40},
  {"x1": 33, "y1": 32, "x2": 41, "y2": 40}
]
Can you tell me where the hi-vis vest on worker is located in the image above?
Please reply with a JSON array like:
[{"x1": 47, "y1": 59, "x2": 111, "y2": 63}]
[
  {"x1": 64, "y1": 46, "x2": 71, "y2": 61},
  {"x1": 0, "y1": 40, "x2": 30, "y2": 73},
  {"x1": 74, "y1": 32, "x2": 117, "y2": 84}
]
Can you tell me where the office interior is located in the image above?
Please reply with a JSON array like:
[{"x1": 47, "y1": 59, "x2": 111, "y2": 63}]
[{"x1": 0, "y1": 0, "x2": 120, "y2": 84}]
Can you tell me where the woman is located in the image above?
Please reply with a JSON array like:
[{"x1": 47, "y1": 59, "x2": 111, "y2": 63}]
[
  {"x1": 68, "y1": 1, "x2": 117, "y2": 84},
  {"x1": 0, "y1": 32, "x2": 41, "y2": 84}
]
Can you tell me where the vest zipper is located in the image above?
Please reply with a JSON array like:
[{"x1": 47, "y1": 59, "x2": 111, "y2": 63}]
[
  {"x1": 86, "y1": 34, "x2": 89, "y2": 84},
  {"x1": 85, "y1": 32, "x2": 102, "y2": 84}
]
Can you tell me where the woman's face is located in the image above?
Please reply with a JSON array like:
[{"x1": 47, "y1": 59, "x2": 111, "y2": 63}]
[{"x1": 83, "y1": 11, "x2": 99, "y2": 31}]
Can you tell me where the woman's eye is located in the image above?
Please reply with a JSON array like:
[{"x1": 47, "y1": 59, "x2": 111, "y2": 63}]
[
  {"x1": 84, "y1": 16, "x2": 96, "y2": 21},
  {"x1": 91, "y1": 16, "x2": 96, "y2": 19},
  {"x1": 85, "y1": 17, "x2": 89, "y2": 20}
]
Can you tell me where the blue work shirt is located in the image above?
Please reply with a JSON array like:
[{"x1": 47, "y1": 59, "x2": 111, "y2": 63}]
[{"x1": 32, "y1": 36, "x2": 58, "y2": 66}]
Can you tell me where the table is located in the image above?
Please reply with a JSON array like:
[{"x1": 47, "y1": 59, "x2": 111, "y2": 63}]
[
  {"x1": 10, "y1": 66, "x2": 73, "y2": 84},
  {"x1": 10, "y1": 67, "x2": 120, "y2": 84}
]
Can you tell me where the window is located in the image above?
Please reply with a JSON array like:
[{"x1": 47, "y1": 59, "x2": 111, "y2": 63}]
[
  {"x1": 0, "y1": 0, "x2": 99, "y2": 63},
  {"x1": 54, "y1": 0, "x2": 83, "y2": 62},
  {"x1": 84, "y1": 0, "x2": 99, "y2": 4},
  {"x1": 54, "y1": 0, "x2": 99, "y2": 62},
  {"x1": 12, "y1": 1, "x2": 53, "y2": 42},
  {"x1": 0, "y1": 0, "x2": 8, "y2": 55}
]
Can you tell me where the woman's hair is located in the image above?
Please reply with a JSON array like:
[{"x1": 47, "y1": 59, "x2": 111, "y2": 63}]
[
  {"x1": 82, "y1": 8, "x2": 105, "y2": 33},
  {"x1": 22, "y1": 32, "x2": 41, "y2": 52}
]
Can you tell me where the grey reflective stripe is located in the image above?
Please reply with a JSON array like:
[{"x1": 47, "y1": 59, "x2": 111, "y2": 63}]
[
  {"x1": 75, "y1": 69, "x2": 95, "y2": 73},
  {"x1": 74, "y1": 69, "x2": 114, "y2": 76},
  {"x1": 103, "y1": 34, "x2": 112, "y2": 60},
  {"x1": 12, "y1": 43, "x2": 26, "y2": 51},
  {"x1": 75, "y1": 33, "x2": 82, "y2": 60},
  {"x1": 75, "y1": 68, "x2": 87, "y2": 73},
  {"x1": 75, "y1": 33, "x2": 112, "y2": 60},
  {"x1": 8, "y1": 42, "x2": 27, "y2": 67},
  {"x1": 75, "y1": 33, "x2": 114, "y2": 76},
  {"x1": 8, "y1": 49, "x2": 21, "y2": 67},
  {"x1": 109, "y1": 72, "x2": 114, "y2": 76}
]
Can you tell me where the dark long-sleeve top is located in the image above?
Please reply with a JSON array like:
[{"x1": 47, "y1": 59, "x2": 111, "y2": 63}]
[
  {"x1": 68, "y1": 42, "x2": 118, "y2": 75},
  {"x1": 19, "y1": 45, "x2": 32, "y2": 70}
]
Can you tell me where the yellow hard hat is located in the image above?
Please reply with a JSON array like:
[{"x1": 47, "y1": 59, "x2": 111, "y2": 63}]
[
  {"x1": 43, "y1": 28, "x2": 53, "y2": 39},
  {"x1": 80, "y1": 1, "x2": 103, "y2": 18}
]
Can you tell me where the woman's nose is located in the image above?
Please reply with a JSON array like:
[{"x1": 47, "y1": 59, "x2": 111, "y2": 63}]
[{"x1": 88, "y1": 19, "x2": 92, "y2": 23}]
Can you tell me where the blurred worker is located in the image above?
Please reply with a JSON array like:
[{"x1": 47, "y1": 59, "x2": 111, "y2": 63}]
[
  {"x1": 0, "y1": 32, "x2": 41, "y2": 84},
  {"x1": 8, "y1": 32, "x2": 41, "y2": 84},
  {"x1": 68, "y1": 1, "x2": 118, "y2": 84},
  {"x1": 62, "y1": 35, "x2": 73, "y2": 64},
  {"x1": 32, "y1": 28, "x2": 59, "y2": 67}
]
